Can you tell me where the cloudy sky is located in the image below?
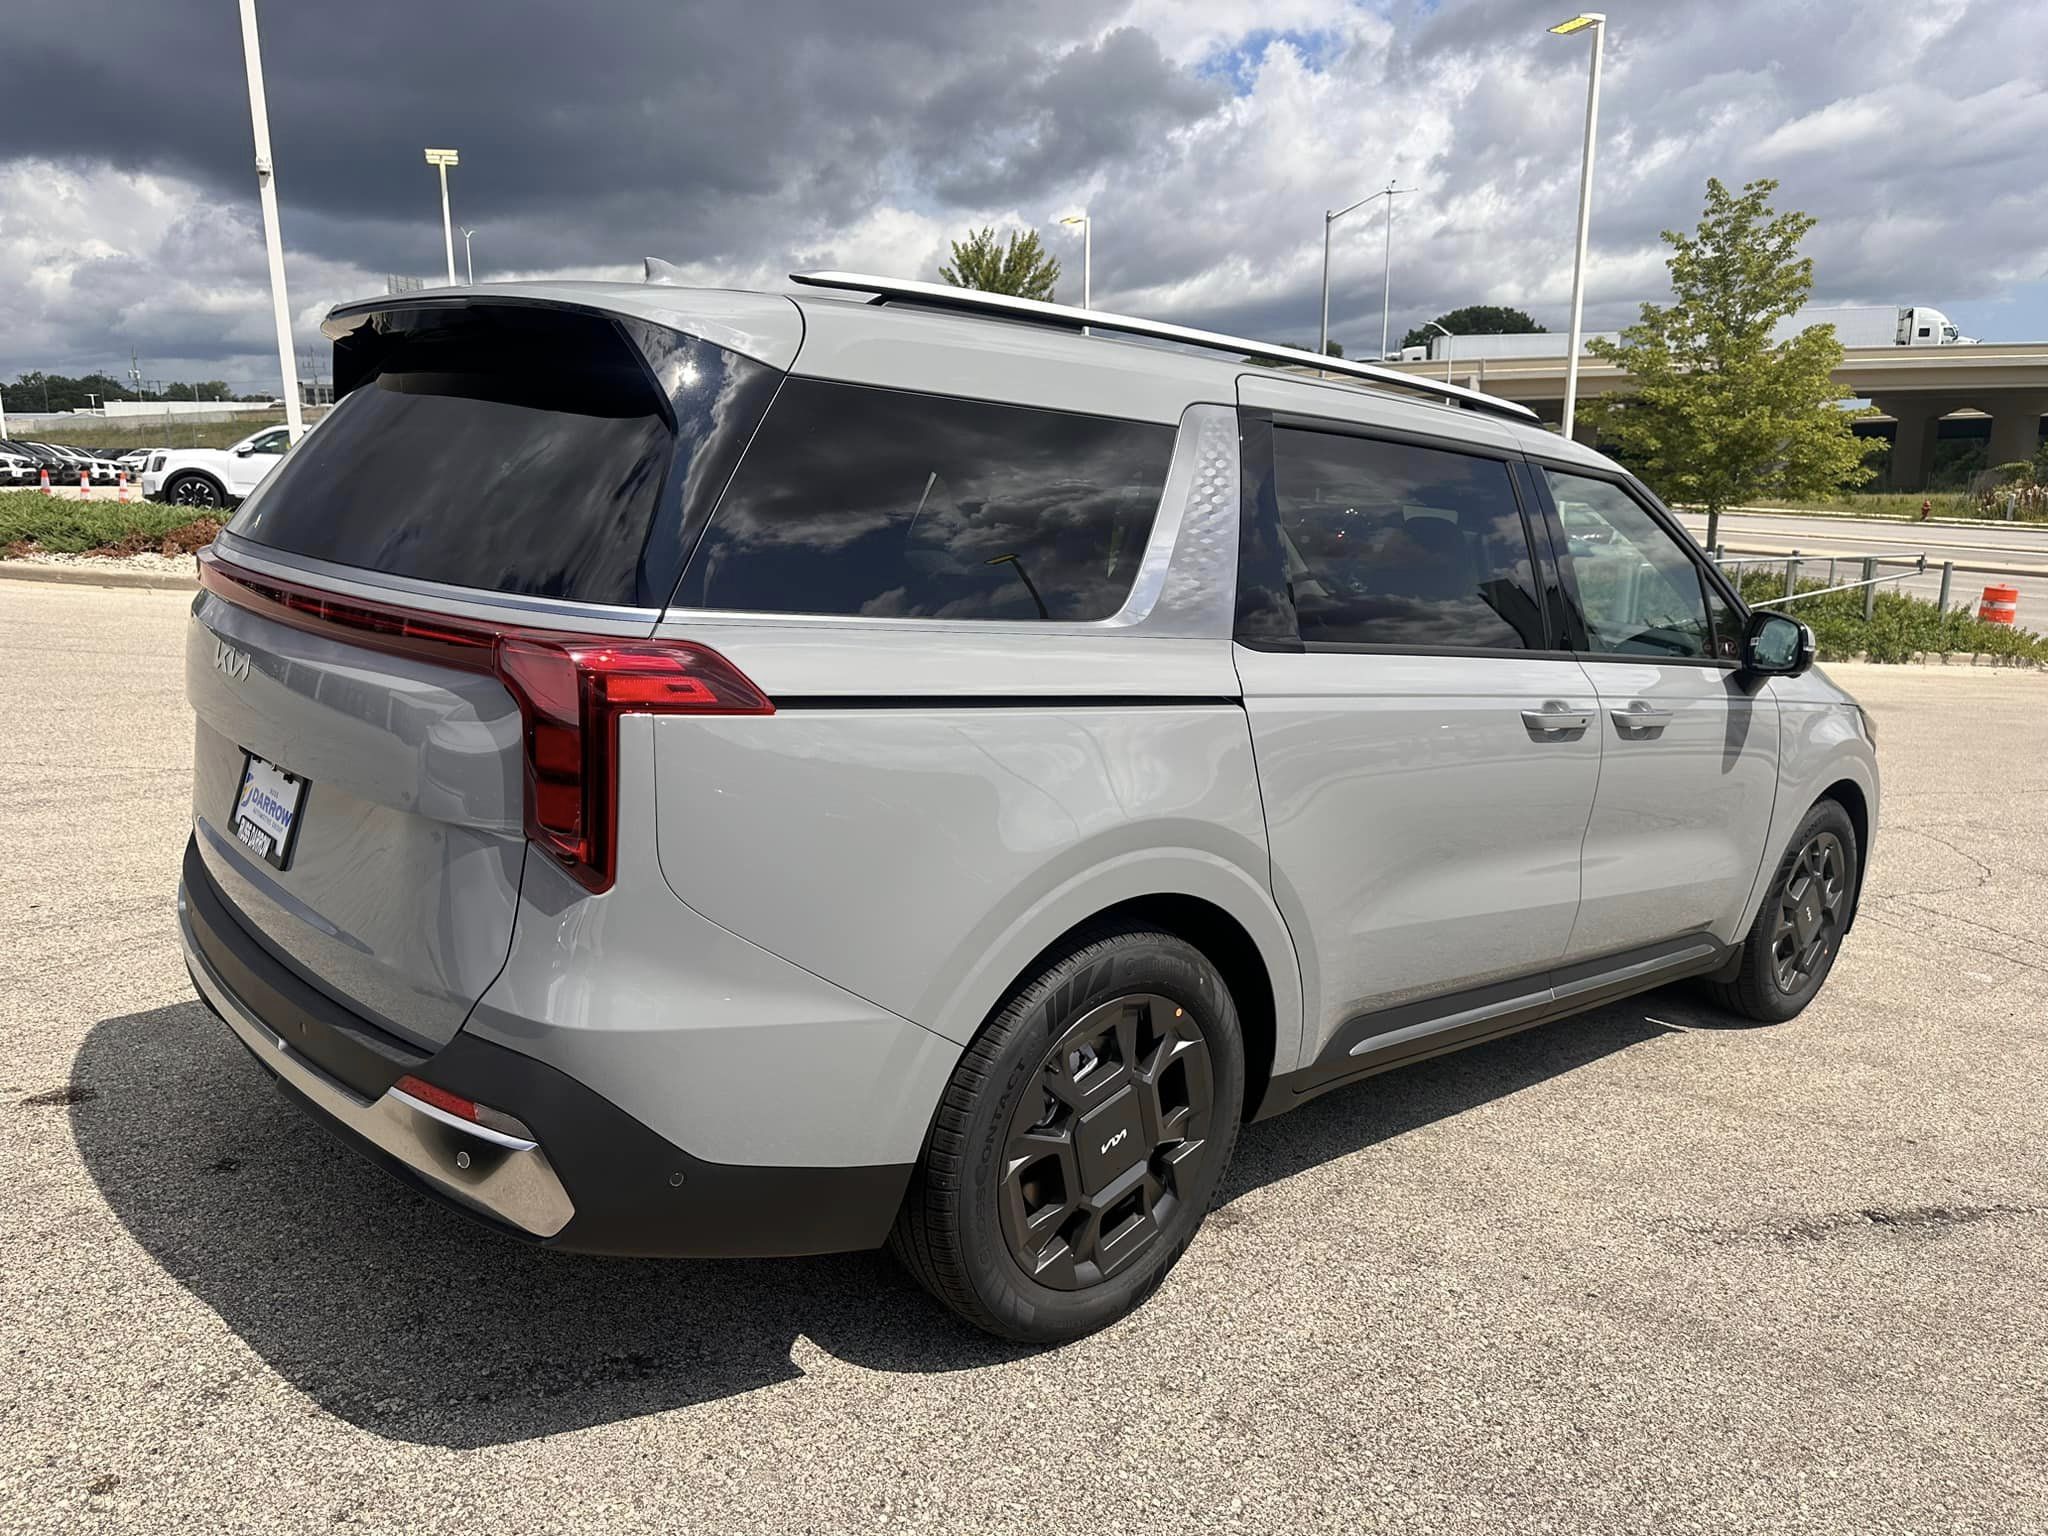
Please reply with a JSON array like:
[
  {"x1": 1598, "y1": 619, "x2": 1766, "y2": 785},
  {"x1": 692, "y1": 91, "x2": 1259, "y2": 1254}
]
[{"x1": 3, "y1": 0, "x2": 2045, "y2": 394}]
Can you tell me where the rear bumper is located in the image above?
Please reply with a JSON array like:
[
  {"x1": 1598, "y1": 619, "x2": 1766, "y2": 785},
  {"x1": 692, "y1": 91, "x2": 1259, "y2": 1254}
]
[{"x1": 177, "y1": 836, "x2": 912, "y2": 1257}]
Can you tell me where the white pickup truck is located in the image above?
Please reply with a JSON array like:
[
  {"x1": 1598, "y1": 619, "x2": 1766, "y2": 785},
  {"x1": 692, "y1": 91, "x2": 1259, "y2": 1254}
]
[{"x1": 140, "y1": 424, "x2": 294, "y2": 510}]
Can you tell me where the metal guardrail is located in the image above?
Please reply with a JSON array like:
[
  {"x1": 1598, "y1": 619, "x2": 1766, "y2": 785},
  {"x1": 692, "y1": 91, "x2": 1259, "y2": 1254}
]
[{"x1": 1708, "y1": 547, "x2": 1943, "y2": 620}]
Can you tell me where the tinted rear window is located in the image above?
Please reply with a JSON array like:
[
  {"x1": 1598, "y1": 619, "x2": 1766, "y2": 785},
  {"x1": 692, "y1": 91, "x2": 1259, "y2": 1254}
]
[
  {"x1": 228, "y1": 304, "x2": 778, "y2": 608},
  {"x1": 674, "y1": 378, "x2": 1175, "y2": 621}
]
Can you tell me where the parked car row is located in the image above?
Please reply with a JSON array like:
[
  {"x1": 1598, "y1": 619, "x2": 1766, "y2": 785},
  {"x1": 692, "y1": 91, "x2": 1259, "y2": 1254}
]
[{"x1": 0, "y1": 438, "x2": 125, "y2": 486}]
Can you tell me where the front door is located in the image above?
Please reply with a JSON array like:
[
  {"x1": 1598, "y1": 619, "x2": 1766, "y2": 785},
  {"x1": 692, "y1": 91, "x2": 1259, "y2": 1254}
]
[
  {"x1": 1233, "y1": 413, "x2": 1602, "y2": 1061},
  {"x1": 1534, "y1": 466, "x2": 1780, "y2": 959}
]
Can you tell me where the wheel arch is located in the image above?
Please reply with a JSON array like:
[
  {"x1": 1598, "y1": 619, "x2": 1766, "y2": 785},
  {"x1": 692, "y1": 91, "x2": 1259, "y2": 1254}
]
[
  {"x1": 927, "y1": 857, "x2": 1306, "y2": 1126},
  {"x1": 1817, "y1": 777, "x2": 1872, "y2": 930},
  {"x1": 1003, "y1": 894, "x2": 1280, "y2": 1123}
]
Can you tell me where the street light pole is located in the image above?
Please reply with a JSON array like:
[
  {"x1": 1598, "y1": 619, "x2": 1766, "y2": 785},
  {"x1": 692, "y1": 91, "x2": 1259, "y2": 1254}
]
[
  {"x1": 1425, "y1": 320, "x2": 1454, "y2": 384},
  {"x1": 460, "y1": 227, "x2": 477, "y2": 285},
  {"x1": 1379, "y1": 187, "x2": 1399, "y2": 361},
  {"x1": 1320, "y1": 182, "x2": 1410, "y2": 367},
  {"x1": 424, "y1": 148, "x2": 460, "y2": 285},
  {"x1": 1058, "y1": 214, "x2": 1091, "y2": 309},
  {"x1": 1059, "y1": 214, "x2": 1092, "y2": 336},
  {"x1": 1550, "y1": 12, "x2": 1606, "y2": 442},
  {"x1": 237, "y1": 0, "x2": 306, "y2": 442}
]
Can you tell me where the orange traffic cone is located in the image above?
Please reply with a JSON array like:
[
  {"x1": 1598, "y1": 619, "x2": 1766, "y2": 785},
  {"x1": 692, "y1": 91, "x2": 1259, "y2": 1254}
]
[
  {"x1": 38, "y1": 468, "x2": 51, "y2": 496},
  {"x1": 117, "y1": 472, "x2": 131, "y2": 503},
  {"x1": 79, "y1": 469, "x2": 90, "y2": 494}
]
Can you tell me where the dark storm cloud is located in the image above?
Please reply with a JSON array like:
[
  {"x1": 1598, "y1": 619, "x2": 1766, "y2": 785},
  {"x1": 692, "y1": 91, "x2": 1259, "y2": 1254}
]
[
  {"x1": 4, "y1": 0, "x2": 1153, "y2": 276},
  {"x1": 3, "y1": 0, "x2": 2044, "y2": 388}
]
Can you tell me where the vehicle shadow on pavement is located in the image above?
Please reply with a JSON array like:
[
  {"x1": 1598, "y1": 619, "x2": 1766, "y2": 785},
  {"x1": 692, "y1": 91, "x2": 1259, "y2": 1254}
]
[
  {"x1": 1218, "y1": 1005, "x2": 1681, "y2": 1207},
  {"x1": 71, "y1": 995, "x2": 1682, "y2": 1449}
]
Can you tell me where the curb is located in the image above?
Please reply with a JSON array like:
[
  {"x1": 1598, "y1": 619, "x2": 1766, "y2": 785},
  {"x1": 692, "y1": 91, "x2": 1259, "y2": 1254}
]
[
  {"x1": 1839, "y1": 651, "x2": 2047, "y2": 671},
  {"x1": 0, "y1": 560, "x2": 197, "y2": 592}
]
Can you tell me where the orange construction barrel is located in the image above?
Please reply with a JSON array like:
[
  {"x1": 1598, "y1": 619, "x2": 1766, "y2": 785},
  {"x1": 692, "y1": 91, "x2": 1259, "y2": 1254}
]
[{"x1": 1978, "y1": 584, "x2": 2020, "y2": 625}]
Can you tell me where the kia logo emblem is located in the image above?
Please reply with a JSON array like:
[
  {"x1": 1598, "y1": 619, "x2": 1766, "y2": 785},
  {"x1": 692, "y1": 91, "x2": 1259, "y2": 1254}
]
[{"x1": 213, "y1": 636, "x2": 251, "y2": 682}]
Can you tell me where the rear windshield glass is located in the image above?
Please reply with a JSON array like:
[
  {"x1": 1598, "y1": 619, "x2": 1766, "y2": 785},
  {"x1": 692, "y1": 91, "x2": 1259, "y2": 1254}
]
[
  {"x1": 674, "y1": 378, "x2": 1175, "y2": 622},
  {"x1": 228, "y1": 304, "x2": 777, "y2": 608}
]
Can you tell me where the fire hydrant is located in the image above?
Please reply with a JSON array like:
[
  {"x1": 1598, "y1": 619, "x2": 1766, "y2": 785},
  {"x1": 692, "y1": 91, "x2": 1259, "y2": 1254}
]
[{"x1": 1919, "y1": 499, "x2": 1931, "y2": 521}]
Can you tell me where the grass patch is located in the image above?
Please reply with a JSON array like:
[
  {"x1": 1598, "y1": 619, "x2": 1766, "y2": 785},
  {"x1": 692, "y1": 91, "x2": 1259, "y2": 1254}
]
[
  {"x1": 1733, "y1": 566, "x2": 2048, "y2": 663},
  {"x1": 1744, "y1": 490, "x2": 2048, "y2": 523},
  {"x1": 0, "y1": 490, "x2": 219, "y2": 556}
]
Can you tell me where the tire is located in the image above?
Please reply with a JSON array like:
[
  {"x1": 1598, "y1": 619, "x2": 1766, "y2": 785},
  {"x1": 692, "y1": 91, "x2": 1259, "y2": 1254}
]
[
  {"x1": 1707, "y1": 799, "x2": 1859, "y2": 1023},
  {"x1": 166, "y1": 473, "x2": 224, "y2": 510},
  {"x1": 891, "y1": 926, "x2": 1245, "y2": 1343}
]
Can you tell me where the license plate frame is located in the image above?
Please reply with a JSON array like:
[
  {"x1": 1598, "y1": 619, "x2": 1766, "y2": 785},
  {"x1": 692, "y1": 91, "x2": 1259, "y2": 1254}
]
[{"x1": 232, "y1": 751, "x2": 308, "y2": 871}]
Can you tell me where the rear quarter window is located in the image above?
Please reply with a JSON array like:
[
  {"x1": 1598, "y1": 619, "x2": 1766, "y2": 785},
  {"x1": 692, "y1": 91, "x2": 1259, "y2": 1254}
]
[{"x1": 673, "y1": 378, "x2": 1175, "y2": 622}]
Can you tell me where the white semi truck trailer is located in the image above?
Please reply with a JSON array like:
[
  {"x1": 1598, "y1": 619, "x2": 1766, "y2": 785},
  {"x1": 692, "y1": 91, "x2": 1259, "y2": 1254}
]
[{"x1": 1404, "y1": 304, "x2": 1978, "y2": 361}]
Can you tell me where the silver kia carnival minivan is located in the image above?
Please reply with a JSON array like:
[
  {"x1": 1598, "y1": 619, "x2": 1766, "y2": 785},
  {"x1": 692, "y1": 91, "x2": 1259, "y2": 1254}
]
[{"x1": 178, "y1": 271, "x2": 1877, "y2": 1342}]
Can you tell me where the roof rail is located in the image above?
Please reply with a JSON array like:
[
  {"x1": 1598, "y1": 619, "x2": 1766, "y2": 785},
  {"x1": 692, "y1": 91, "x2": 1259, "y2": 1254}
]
[{"x1": 787, "y1": 270, "x2": 1540, "y2": 425}]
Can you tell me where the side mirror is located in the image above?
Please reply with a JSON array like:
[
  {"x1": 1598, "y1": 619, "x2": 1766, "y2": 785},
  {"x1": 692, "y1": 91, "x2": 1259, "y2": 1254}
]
[
  {"x1": 233, "y1": 445, "x2": 255, "y2": 457},
  {"x1": 1742, "y1": 610, "x2": 1814, "y2": 678}
]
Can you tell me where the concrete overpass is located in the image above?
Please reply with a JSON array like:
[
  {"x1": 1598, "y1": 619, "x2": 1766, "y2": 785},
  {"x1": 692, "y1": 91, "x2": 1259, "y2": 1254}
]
[{"x1": 1374, "y1": 343, "x2": 2048, "y2": 490}]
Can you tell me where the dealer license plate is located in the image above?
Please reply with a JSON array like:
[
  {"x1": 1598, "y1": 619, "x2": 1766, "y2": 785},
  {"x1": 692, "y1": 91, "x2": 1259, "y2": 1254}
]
[{"x1": 232, "y1": 752, "x2": 307, "y2": 871}]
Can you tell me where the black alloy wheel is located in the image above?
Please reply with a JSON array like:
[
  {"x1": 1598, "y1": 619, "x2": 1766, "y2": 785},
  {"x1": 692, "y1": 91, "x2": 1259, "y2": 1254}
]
[
  {"x1": 1708, "y1": 798, "x2": 1860, "y2": 1023},
  {"x1": 891, "y1": 926, "x2": 1244, "y2": 1343},
  {"x1": 1770, "y1": 830, "x2": 1849, "y2": 995},
  {"x1": 998, "y1": 992, "x2": 1216, "y2": 1291},
  {"x1": 168, "y1": 475, "x2": 223, "y2": 509}
]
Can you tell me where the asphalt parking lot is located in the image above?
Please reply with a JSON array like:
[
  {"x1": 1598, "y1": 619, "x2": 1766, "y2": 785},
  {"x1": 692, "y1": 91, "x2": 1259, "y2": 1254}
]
[{"x1": 3, "y1": 580, "x2": 2045, "y2": 1534}]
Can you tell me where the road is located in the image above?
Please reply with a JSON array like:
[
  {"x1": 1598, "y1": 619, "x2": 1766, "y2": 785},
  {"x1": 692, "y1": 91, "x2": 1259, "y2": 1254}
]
[
  {"x1": 4, "y1": 582, "x2": 2046, "y2": 1534},
  {"x1": 1676, "y1": 508, "x2": 2048, "y2": 617}
]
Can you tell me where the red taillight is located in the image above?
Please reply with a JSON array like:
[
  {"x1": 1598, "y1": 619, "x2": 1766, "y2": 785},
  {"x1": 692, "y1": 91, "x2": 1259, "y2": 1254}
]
[
  {"x1": 495, "y1": 637, "x2": 772, "y2": 892},
  {"x1": 393, "y1": 1073, "x2": 477, "y2": 1121},
  {"x1": 392, "y1": 1074, "x2": 537, "y2": 1141},
  {"x1": 199, "y1": 553, "x2": 773, "y2": 895}
]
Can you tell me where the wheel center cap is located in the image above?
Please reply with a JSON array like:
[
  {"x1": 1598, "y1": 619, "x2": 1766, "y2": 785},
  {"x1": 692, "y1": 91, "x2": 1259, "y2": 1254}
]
[
  {"x1": 1075, "y1": 1088, "x2": 1146, "y2": 1192},
  {"x1": 1796, "y1": 896, "x2": 1820, "y2": 940}
]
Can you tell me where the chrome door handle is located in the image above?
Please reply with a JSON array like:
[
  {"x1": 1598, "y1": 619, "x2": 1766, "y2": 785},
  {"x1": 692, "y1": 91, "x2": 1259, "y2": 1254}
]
[
  {"x1": 1611, "y1": 702, "x2": 1673, "y2": 737},
  {"x1": 1522, "y1": 703, "x2": 1591, "y2": 737}
]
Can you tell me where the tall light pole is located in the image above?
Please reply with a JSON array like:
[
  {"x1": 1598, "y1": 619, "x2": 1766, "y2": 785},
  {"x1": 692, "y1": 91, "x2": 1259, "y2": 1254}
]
[
  {"x1": 1550, "y1": 12, "x2": 1605, "y2": 441},
  {"x1": 460, "y1": 226, "x2": 477, "y2": 285},
  {"x1": 1425, "y1": 320, "x2": 1454, "y2": 384},
  {"x1": 237, "y1": 0, "x2": 306, "y2": 442},
  {"x1": 1059, "y1": 213, "x2": 1092, "y2": 338},
  {"x1": 1320, "y1": 181, "x2": 1410, "y2": 366},
  {"x1": 424, "y1": 148, "x2": 460, "y2": 286},
  {"x1": 1058, "y1": 214, "x2": 1091, "y2": 309}
]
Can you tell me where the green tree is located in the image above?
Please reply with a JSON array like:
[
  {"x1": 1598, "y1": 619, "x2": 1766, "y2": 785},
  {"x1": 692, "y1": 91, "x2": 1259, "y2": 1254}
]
[
  {"x1": 1586, "y1": 177, "x2": 1875, "y2": 550},
  {"x1": 7, "y1": 370, "x2": 162, "y2": 412},
  {"x1": 1400, "y1": 305, "x2": 1545, "y2": 351},
  {"x1": 939, "y1": 226, "x2": 1062, "y2": 301}
]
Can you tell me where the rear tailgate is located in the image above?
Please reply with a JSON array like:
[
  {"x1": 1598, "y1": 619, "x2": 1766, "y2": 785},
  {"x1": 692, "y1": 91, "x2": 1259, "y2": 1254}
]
[{"x1": 187, "y1": 583, "x2": 527, "y2": 1049}]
